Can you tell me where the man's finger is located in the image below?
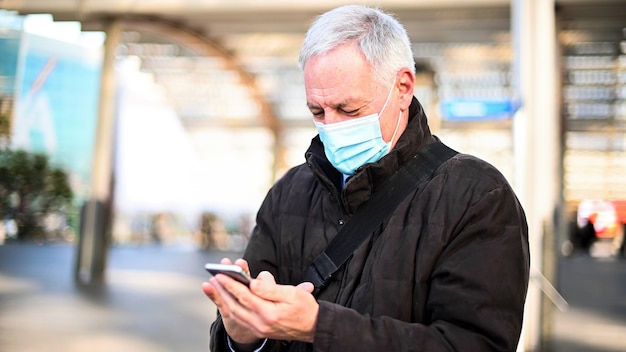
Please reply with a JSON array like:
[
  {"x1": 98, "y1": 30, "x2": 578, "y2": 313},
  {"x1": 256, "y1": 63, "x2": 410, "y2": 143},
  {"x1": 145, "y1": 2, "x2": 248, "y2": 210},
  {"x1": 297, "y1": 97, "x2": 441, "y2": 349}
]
[
  {"x1": 203, "y1": 279, "x2": 234, "y2": 317},
  {"x1": 212, "y1": 276, "x2": 262, "y2": 328},
  {"x1": 296, "y1": 282, "x2": 315, "y2": 293},
  {"x1": 234, "y1": 258, "x2": 250, "y2": 275},
  {"x1": 250, "y1": 274, "x2": 301, "y2": 302}
]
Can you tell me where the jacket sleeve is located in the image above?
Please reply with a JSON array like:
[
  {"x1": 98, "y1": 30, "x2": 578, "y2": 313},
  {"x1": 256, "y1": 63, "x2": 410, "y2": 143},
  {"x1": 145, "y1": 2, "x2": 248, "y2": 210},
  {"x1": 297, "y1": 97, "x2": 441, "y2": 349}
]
[
  {"x1": 313, "y1": 182, "x2": 530, "y2": 352},
  {"x1": 209, "y1": 314, "x2": 230, "y2": 351}
]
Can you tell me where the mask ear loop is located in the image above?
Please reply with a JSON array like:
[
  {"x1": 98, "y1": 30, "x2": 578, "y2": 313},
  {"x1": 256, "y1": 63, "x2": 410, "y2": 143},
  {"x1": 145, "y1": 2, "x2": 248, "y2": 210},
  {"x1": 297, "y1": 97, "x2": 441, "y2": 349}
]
[
  {"x1": 387, "y1": 111, "x2": 402, "y2": 147},
  {"x1": 382, "y1": 76, "x2": 402, "y2": 147},
  {"x1": 378, "y1": 77, "x2": 397, "y2": 116}
]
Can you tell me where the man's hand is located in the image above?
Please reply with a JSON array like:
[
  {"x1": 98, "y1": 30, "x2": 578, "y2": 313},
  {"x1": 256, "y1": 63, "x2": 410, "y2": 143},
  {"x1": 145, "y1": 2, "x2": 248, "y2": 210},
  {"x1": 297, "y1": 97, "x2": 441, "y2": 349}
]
[
  {"x1": 203, "y1": 258, "x2": 260, "y2": 346},
  {"x1": 202, "y1": 258, "x2": 318, "y2": 345}
]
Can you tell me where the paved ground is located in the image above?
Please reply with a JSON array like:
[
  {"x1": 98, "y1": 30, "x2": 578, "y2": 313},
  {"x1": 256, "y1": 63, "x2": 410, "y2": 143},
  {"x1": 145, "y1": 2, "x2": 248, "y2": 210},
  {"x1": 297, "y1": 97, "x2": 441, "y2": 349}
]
[
  {"x1": 0, "y1": 243, "x2": 238, "y2": 352},
  {"x1": 1, "y1": 242, "x2": 625, "y2": 352},
  {"x1": 548, "y1": 250, "x2": 626, "y2": 352}
]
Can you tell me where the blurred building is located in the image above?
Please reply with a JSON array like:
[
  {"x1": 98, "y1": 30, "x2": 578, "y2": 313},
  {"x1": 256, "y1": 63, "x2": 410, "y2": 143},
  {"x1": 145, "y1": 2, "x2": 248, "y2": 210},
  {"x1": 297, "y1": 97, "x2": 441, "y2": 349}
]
[
  {"x1": 1, "y1": 1, "x2": 625, "y2": 349},
  {"x1": 2, "y1": 1, "x2": 624, "y2": 240},
  {"x1": 0, "y1": 12, "x2": 102, "y2": 200}
]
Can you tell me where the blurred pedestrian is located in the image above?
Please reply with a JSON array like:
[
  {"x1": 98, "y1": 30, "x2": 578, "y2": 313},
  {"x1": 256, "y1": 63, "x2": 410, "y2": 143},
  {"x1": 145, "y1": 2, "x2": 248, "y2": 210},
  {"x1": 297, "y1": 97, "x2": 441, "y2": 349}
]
[
  {"x1": 580, "y1": 213, "x2": 598, "y2": 253},
  {"x1": 202, "y1": 5, "x2": 530, "y2": 351}
]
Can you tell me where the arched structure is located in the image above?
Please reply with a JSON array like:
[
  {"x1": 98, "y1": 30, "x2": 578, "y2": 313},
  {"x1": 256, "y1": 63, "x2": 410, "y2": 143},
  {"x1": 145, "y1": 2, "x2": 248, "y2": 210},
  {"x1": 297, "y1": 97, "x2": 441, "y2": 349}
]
[{"x1": 96, "y1": 16, "x2": 287, "y2": 177}]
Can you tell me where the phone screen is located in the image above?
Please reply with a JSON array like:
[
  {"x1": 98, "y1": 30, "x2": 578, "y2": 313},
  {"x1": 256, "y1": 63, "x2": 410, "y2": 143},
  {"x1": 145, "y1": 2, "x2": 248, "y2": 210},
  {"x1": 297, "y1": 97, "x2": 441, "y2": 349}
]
[{"x1": 205, "y1": 263, "x2": 251, "y2": 286}]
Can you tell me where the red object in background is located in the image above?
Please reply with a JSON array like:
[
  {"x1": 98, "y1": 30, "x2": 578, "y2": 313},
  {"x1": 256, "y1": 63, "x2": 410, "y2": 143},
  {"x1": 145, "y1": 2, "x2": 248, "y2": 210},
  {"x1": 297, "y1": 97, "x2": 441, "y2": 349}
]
[
  {"x1": 577, "y1": 200, "x2": 625, "y2": 239},
  {"x1": 612, "y1": 200, "x2": 626, "y2": 224}
]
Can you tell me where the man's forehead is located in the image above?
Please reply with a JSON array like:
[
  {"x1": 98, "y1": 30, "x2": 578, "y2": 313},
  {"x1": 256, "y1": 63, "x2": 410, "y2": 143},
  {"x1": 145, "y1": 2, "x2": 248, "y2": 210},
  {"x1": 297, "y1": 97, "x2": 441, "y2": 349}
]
[{"x1": 305, "y1": 87, "x2": 375, "y2": 110}]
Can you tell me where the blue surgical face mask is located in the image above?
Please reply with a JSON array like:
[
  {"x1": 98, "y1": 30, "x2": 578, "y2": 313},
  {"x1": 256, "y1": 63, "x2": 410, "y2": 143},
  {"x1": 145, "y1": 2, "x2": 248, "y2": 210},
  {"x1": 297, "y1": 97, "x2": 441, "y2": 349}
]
[{"x1": 314, "y1": 80, "x2": 401, "y2": 175}]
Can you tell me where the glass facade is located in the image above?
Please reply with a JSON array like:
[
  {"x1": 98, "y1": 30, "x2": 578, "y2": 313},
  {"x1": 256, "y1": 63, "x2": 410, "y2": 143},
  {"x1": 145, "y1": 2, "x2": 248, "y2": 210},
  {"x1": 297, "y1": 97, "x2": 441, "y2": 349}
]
[{"x1": 1, "y1": 12, "x2": 103, "y2": 201}]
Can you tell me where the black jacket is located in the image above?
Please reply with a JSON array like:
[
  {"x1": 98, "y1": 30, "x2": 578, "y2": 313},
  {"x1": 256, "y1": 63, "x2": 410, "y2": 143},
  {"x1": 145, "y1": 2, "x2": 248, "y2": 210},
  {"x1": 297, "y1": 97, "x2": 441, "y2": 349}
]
[{"x1": 210, "y1": 97, "x2": 530, "y2": 351}]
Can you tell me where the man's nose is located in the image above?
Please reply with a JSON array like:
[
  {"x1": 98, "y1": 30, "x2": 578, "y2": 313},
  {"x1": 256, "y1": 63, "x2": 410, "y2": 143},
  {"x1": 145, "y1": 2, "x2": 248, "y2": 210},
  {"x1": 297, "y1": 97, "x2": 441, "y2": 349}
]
[{"x1": 323, "y1": 110, "x2": 347, "y2": 124}]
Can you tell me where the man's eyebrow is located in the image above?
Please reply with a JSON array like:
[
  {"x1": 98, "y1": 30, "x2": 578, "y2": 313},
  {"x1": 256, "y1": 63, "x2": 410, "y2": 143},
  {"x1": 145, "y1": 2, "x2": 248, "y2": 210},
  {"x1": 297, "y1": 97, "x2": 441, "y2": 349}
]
[{"x1": 307, "y1": 102, "x2": 322, "y2": 110}]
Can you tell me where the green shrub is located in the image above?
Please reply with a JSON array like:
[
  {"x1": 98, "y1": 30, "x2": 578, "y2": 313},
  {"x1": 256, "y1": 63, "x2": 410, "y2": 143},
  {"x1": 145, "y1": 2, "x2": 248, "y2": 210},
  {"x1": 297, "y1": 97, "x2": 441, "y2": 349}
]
[{"x1": 0, "y1": 149, "x2": 73, "y2": 241}]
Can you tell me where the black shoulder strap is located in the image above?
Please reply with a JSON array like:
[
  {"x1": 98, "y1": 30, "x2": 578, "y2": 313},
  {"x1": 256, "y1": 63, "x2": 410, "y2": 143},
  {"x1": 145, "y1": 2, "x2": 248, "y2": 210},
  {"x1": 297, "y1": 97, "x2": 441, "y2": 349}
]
[{"x1": 304, "y1": 141, "x2": 458, "y2": 297}]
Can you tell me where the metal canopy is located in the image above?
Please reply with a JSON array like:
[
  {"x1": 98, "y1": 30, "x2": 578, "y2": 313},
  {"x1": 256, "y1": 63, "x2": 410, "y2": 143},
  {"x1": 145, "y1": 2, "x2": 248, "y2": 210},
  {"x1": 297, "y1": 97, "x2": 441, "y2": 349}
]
[{"x1": 3, "y1": 0, "x2": 623, "y2": 64}]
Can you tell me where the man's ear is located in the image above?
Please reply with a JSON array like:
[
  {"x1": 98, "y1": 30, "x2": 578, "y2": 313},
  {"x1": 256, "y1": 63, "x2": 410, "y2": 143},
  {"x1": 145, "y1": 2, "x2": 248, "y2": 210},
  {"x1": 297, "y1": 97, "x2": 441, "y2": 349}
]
[{"x1": 397, "y1": 68, "x2": 415, "y2": 110}]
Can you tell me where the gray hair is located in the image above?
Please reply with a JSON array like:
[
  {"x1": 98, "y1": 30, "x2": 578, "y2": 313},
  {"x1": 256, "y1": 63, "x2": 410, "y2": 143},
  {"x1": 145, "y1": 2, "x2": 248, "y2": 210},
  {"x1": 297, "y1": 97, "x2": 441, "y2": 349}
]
[{"x1": 298, "y1": 5, "x2": 415, "y2": 87}]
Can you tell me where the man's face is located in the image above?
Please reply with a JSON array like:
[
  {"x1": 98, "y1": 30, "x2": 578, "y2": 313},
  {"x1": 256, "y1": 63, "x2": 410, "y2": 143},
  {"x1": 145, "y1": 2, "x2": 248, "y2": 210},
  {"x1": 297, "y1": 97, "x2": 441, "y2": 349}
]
[{"x1": 303, "y1": 43, "x2": 400, "y2": 144}]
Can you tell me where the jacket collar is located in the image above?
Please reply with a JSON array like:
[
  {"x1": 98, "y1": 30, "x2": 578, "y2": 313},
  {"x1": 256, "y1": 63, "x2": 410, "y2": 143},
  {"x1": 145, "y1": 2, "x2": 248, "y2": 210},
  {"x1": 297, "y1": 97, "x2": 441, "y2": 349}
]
[{"x1": 306, "y1": 96, "x2": 434, "y2": 215}]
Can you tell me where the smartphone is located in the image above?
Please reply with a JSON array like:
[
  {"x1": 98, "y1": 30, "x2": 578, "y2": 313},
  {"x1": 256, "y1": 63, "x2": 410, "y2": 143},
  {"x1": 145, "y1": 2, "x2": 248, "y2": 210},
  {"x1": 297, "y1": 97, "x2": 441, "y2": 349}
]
[{"x1": 205, "y1": 263, "x2": 252, "y2": 286}]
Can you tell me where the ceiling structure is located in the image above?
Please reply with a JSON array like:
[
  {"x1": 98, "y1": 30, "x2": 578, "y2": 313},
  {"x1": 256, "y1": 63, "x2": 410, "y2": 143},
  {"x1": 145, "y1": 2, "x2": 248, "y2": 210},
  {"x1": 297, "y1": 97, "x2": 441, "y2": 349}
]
[
  {"x1": 4, "y1": 0, "x2": 624, "y2": 63},
  {"x1": 2, "y1": 0, "x2": 624, "y2": 131},
  {"x1": 2, "y1": 0, "x2": 625, "y2": 173}
]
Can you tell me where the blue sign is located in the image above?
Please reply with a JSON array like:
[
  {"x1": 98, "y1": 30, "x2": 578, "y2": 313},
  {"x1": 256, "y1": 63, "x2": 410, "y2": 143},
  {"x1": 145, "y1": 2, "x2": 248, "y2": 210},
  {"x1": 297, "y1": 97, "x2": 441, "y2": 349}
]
[{"x1": 440, "y1": 99, "x2": 519, "y2": 121}]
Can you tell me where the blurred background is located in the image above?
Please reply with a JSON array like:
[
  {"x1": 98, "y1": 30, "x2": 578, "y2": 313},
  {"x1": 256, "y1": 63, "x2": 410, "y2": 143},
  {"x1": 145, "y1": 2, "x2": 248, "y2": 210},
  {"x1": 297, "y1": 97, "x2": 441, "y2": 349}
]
[{"x1": 0, "y1": 0, "x2": 625, "y2": 351}]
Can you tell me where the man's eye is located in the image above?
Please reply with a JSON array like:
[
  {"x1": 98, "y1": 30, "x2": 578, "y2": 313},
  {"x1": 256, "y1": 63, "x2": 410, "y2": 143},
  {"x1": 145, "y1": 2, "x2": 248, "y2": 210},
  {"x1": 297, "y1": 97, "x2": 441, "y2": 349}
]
[
  {"x1": 311, "y1": 111, "x2": 324, "y2": 118},
  {"x1": 342, "y1": 109, "x2": 359, "y2": 116}
]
